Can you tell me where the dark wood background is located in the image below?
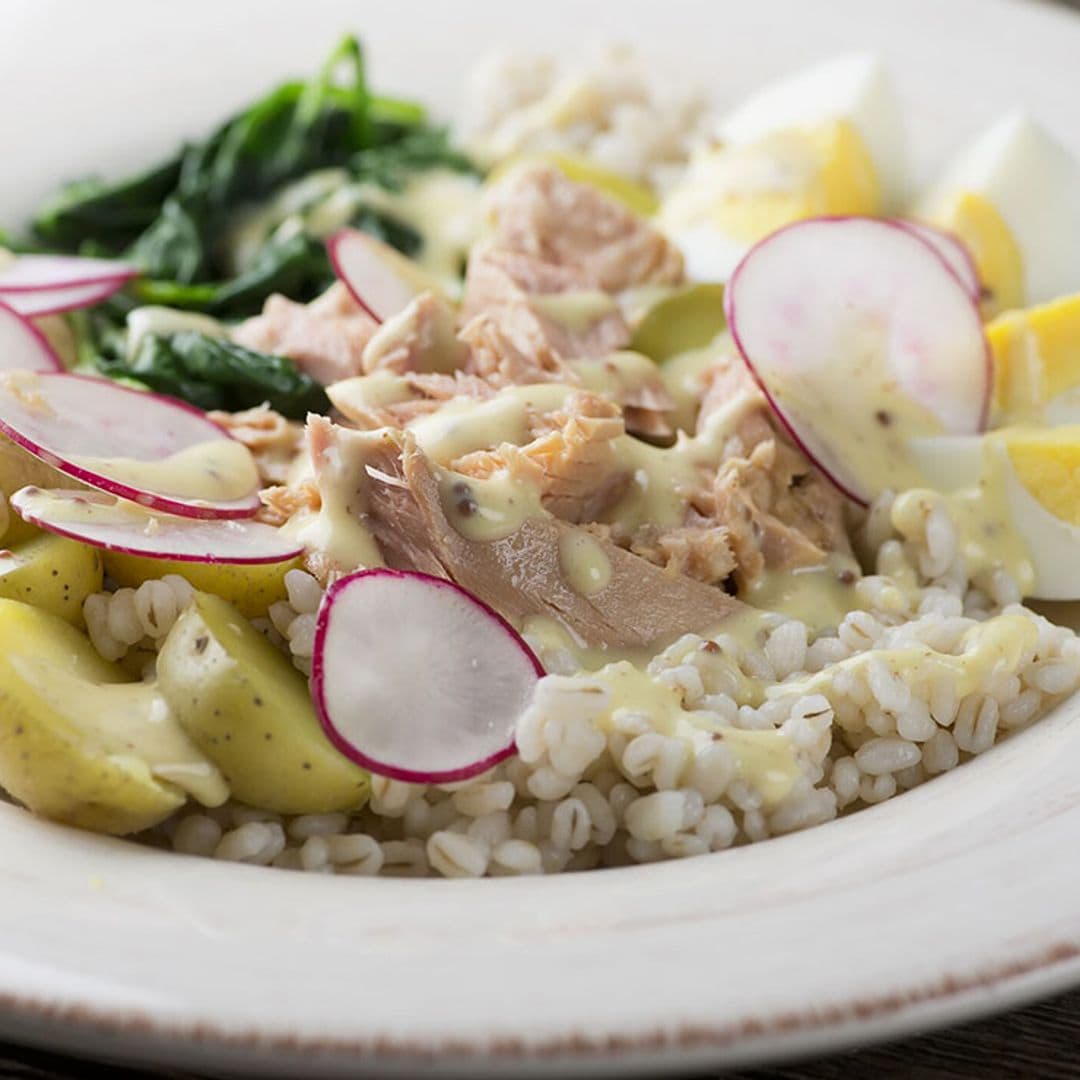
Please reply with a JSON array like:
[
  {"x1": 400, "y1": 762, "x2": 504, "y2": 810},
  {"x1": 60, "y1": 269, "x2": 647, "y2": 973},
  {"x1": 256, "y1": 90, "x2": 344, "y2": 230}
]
[{"x1": 4, "y1": 0, "x2": 1080, "y2": 1076}]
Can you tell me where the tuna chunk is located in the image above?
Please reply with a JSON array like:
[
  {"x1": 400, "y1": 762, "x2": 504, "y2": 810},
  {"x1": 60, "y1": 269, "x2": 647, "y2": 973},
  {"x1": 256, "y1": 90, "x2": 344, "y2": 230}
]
[
  {"x1": 207, "y1": 403, "x2": 302, "y2": 485},
  {"x1": 629, "y1": 520, "x2": 736, "y2": 586},
  {"x1": 328, "y1": 370, "x2": 496, "y2": 430},
  {"x1": 462, "y1": 246, "x2": 632, "y2": 361},
  {"x1": 711, "y1": 438, "x2": 852, "y2": 588},
  {"x1": 695, "y1": 351, "x2": 773, "y2": 451},
  {"x1": 452, "y1": 391, "x2": 631, "y2": 523},
  {"x1": 485, "y1": 165, "x2": 684, "y2": 291},
  {"x1": 361, "y1": 291, "x2": 468, "y2": 376},
  {"x1": 459, "y1": 310, "x2": 569, "y2": 387},
  {"x1": 232, "y1": 283, "x2": 378, "y2": 386},
  {"x1": 365, "y1": 434, "x2": 743, "y2": 648}
]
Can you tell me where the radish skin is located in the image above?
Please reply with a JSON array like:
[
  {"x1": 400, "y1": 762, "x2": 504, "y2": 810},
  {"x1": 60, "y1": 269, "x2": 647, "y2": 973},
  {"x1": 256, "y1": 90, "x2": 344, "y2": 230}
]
[
  {"x1": 2, "y1": 280, "x2": 128, "y2": 318},
  {"x1": 0, "y1": 254, "x2": 136, "y2": 293},
  {"x1": 327, "y1": 229, "x2": 432, "y2": 323},
  {"x1": 896, "y1": 219, "x2": 981, "y2": 301},
  {"x1": 0, "y1": 300, "x2": 63, "y2": 373},
  {"x1": 725, "y1": 215, "x2": 990, "y2": 505},
  {"x1": 0, "y1": 373, "x2": 260, "y2": 519},
  {"x1": 312, "y1": 569, "x2": 542, "y2": 783},
  {"x1": 11, "y1": 487, "x2": 301, "y2": 564}
]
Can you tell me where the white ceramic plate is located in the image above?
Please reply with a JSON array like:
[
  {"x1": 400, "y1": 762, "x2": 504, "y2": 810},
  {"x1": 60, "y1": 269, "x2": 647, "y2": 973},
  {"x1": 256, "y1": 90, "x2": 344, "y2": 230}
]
[{"x1": 3, "y1": 0, "x2": 1080, "y2": 1074}]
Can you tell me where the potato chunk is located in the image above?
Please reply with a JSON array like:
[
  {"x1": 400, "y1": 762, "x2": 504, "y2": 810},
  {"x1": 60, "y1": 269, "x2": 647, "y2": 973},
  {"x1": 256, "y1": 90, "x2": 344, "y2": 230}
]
[
  {"x1": 0, "y1": 600, "x2": 226, "y2": 835},
  {"x1": 157, "y1": 593, "x2": 369, "y2": 814}
]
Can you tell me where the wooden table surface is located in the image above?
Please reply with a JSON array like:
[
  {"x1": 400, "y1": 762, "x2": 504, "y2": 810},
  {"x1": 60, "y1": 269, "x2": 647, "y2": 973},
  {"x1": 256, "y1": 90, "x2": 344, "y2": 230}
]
[{"x1": 4, "y1": 0, "x2": 1080, "y2": 1076}]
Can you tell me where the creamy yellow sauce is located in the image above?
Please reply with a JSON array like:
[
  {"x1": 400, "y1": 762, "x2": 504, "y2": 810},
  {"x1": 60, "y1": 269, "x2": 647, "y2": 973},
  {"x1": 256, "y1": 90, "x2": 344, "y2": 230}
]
[
  {"x1": 717, "y1": 728, "x2": 802, "y2": 805},
  {"x1": 591, "y1": 661, "x2": 799, "y2": 806},
  {"x1": 286, "y1": 429, "x2": 386, "y2": 572},
  {"x1": 570, "y1": 350, "x2": 667, "y2": 410},
  {"x1": 894, "y1": 435, "x2": 1036, "y2": 593},
  {"x1": 328, "y1": 371, "x2": 415, "y2": 421},
  {"x1": 74, "y1": 440, "x2": 259, "y2": 504},
  {"x1": 436, "y1": 466, "x2": 546, "y2": 542},
  {"x1": 557, "y1": 531, "x2": 612, "y2": 596},
  {"x1": 410, "y1": 396, "x2": 531, "y2": 464},
  {"x1": 747, "y1": 556, "x2": 861, "y2": 632},
  {"x1": 658, "y1": 337, "x2": 738, "y2": 433},
  {"x1": 13, "y1": 655, "x2": 228, "y2": 806},
  {"x1": 521, "y1": 615, "x2": 660, "y2": 672},
  {"x1": 767, "y1": 347, "x2": 944, "y2": 499},
  {"x1": 772, "y1": 612, "x2": 1038, "y2": 703},
  {"x1": 12, "y1": 488, "x2": 152, "y2": 528},
  {"x1": 603, "y1": 388, "x2": 764, "y2": 532},
  {"x1": 349, "y1": 171, "x2": 484, "y2": 287},
  {"x1": 531, "y1": 290, "x2": 618, "y2": 331}
]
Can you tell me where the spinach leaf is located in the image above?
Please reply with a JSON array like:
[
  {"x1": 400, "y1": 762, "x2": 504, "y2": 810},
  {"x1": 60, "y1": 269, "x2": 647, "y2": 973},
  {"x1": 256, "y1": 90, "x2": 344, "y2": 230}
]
[
  {"x1": 351, "y1": 126, "x2": 478, "y2": 192},
  {"x1": 131, "y1": 209, "x2": 417, "y2": 318},
  {"x1": 32, "y1": 154, "x2": 184, "y2": 253},
  {"x1": 207, "y1": 231, "x2": 335, "y2": 318},
  {"x1": 130, "y1": 196, "x2": 209, "y2": 282},
  {"x1": 99, "y1": 332, "x2": 330, "y2": 419}
]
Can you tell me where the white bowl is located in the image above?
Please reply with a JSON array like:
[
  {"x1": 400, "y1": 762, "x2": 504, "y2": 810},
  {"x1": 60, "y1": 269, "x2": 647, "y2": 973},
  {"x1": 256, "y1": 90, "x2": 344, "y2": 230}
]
[{"x1": 2, "y1": 0, "x2": 1080, "y2": 1074}]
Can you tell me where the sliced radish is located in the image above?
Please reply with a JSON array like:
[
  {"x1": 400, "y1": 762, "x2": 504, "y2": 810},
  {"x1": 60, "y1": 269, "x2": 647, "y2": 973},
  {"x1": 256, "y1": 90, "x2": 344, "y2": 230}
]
[
  {"x1": 2, "y1": 279, "x2": 128, "y2": 318},
  {"x1": 0, "y1": 373, "x2": 259, "y2": 519},
  {"x1": 11, "y1": 487, "x2": 301, "y2": 563},
  {"x1": 725, "y1": 216, "x2": 990, "y2": 505},
  {"x1": 896, "y1": 220, "x2": 981, "y2": 300},
  {"x1": 327, "y1": 228, "x2": 437, "y2": 322},
  {"x1": 312, "y1": 569, "x2": 542, "y2": 783},
  {"x1": 0, "y1": 254, "x2": 136, "y2": 293},
  {"x1": 0, "y1": 301, "x2": 63, "y2": 373}
]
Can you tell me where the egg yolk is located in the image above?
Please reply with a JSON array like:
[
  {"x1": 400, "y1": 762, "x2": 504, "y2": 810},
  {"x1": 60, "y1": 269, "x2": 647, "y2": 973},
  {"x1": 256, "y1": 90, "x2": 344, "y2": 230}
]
[
  {"x1": 989, "y1": 293, "x2": 1080, "y2": 419},
  {"x1": 660, "y1": 119, "x2": 880, "y2": 244},
  {"x1": 1003, "y1": 426, "x2": 1080, "y2": 524},
  {"x1": 933, "y1": 191, "x2": 1024, "y2": 318}
]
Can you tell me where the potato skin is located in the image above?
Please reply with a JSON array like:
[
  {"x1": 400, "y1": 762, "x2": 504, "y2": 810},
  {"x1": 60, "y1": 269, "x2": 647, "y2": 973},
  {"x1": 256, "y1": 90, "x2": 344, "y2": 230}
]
[
  {"x1": 0, "y1": 599, "x2": 184, "y2": 835},
  {"x1": 158, "y1": 592, "x2": 369, "y2": 814},
  {"x1": 105, "y1": 552, "x2": 301, "y2": 617},
  {"x1": 0, "y1": 533, "x2": 103, "y2": 626}
]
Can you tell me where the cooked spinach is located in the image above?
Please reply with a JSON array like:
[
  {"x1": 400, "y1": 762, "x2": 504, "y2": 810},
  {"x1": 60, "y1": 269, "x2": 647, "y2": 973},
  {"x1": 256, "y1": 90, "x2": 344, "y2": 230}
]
[
  {"x1": 25, "y1": 33, "x2": 477, "y2": 410},
  {"x1": 33, "y1": 154, "x2": 184, "y2": 253},
  {"x1": 97, "y1": 331, "x2": 330, "y2": 419}
]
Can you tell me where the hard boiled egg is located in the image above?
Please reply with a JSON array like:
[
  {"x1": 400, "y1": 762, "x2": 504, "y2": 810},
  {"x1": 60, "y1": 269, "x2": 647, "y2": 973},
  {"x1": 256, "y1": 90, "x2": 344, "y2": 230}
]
[
  {"x1": 661, "y1": 54, "x2": 907, "y2": 280},
  {"x1": 988, "y1": 292, "x2": 1080, "y2": 425},
  {"x1": 909, "y1": 427, "x2": 1080, "y2": 600},
  {"x1": 913, "y1": 112, "x2": 1080, "y2": 317}
]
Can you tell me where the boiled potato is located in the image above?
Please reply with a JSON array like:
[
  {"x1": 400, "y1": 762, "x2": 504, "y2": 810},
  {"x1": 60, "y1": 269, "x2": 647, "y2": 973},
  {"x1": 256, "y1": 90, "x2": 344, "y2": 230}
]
[
  {"x1": 0, "y1": 433, "x2": 75, "y2": 545},
  {"x1": 157, "y1": 592, "x2": 369, "y2": 814},
  {"x1": 105, "y1": 552, "x2": 301, "y2": 618},
  {"x1": 0, "y1": 533, "x2": 103, "y2": 625},
  {"x1": 0, "y1": 599, "x2": 209, "y2": 835}
]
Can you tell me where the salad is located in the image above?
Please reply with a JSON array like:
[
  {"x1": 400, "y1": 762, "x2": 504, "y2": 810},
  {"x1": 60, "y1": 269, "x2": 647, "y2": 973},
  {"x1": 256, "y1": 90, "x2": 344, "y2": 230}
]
[{"x1": 0, "y1": 41, "x2": 1078, "y2": 877}]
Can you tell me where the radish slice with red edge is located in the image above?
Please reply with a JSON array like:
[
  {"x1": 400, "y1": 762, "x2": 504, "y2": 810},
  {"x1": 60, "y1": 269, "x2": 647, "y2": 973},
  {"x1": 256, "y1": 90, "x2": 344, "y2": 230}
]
[
  {"x1": 0, "y1": 300, "x2": 62, "y2": 372},
  {"x1": 11, "y1": 487, "x2": 301, "y2": 563},
  {"x1": 0, "y1": 254, "x2": 136, "y2": 293},
  {"x1": 896, "y1": 220, "x2": 981, "y2": 301},
  {"x1": 0, "y1": 373, "x2": 260, "y2": 519},
  {"x1": 312, "y1": 569, "x2": 543, "y2": 784},
  {"x1": 327, "y1": 228, "x2": 437, "y2": 323},
  {"x1": 2, "y1": 279, "x2": 129, "y2": 318},
  {"x1": 725, "y1": 216, "x2": 990, "y2": 505}
]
